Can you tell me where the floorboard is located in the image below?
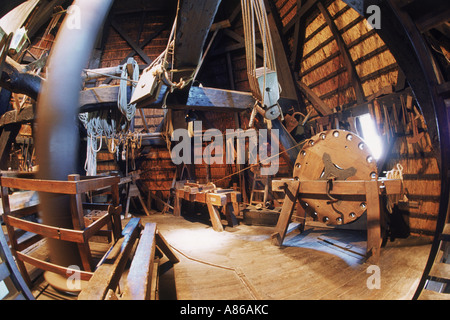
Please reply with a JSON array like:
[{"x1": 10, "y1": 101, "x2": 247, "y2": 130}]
[
  {"x1": 141, "y1": 212, "x2": 432, "y2": 300},
  {"x1": 24, "y1": 211, "x2": 432, "y2": 300}
]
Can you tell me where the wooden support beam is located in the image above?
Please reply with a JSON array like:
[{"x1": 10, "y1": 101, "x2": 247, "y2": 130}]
[
  {"x1": 265, "y1": 0, "x2": 300, "y2": 103},
  {"x1": 122, "y1": 223, "x2": 157, "y2": 300},
  {"x1": 296, "y1": 81, "x2": 332, "y2": 115},
  {"x1": 271, "y1": 119, "x2": 302, "y2": 167},
  {"x1": 110, "y1": 19, "x2": 152, "y2": 65},
  {"x1": 0, "y1": 105, "x2": 34, "y2": 127},
  {"x1": 0, "y1": 56, "x2": 43, "y2": 100},
  {"x1": 206, "y1": 199, "x2": 224, "y2": 232},
  {"x1": 172, "y1": 0, "x2": 222, "y2": 81},
  {"x1": 291, "y1": 0, "x2": 307, "y2": 74},
  {"x1": 415, "y1": 4, "x2": 450, "y2": 32},
  {"x1": 78, "y1": 218, "x2": 141, "y2": 300},
  {"x1": 283, "y1": 0, "x2": 318, "y2": 34},
  {"x1": 82, "y1": 66, "x2": 121, "y2": 81},
  {"x1": 138, "y1": 108, "x2": 150, "y2": 132},
  {"x1": 303, "y1": 4, "x2": 351, "y2": 44},
  {"x1": 80, "y1": 84, "x2": 254, "y2": 113},
  {"x1": 317, "y1": 1, "x2": 365, "y2": 104},
  {"x1": 217, "y1": 29, "x2": 264, "y2": 58},
  {"x1": 271, "y1": 180, "x2": 300, "y2": 246},
  {"x1": 102, "y1": 21, "x2": 170, "y2": 84},
  {"x1": 365, "y1": 180, "x2": 382, "y2": 263},
  {"x1": 169, "y1": 0, "x2": 221, "y2": 183},
  {"x1": 155, "y1": 230, "x2": 179, "y2": 263}
]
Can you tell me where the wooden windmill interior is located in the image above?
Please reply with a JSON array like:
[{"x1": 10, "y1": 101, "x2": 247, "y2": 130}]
[{"x1": 0, "y1": 0, "x2": 449, "y2": 302}]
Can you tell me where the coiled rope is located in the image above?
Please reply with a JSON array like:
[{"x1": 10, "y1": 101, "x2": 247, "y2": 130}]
[
  {"x1": 385, "y1": 163, "x2": 407, "y2": 212},
  {"x1": 118, "y1": 57, "x2": 139, "y2": 121}
]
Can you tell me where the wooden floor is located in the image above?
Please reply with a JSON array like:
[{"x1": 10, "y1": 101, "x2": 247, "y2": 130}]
[
  {"x1": 27, "y1": 210, "x2": 432, "y2": 300},
  {"x1": 141, "y1": 212, "x2": 431, "y2": 300}
]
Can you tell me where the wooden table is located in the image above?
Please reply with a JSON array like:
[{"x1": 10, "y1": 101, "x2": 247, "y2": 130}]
[{"x1": 174, "y1": 182, "x2": 241, "y2": 232}]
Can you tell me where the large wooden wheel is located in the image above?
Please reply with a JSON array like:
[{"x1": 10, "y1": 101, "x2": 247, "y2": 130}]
[{"x1": 293, "y1": 129, "x2": 378, "y2": 225}]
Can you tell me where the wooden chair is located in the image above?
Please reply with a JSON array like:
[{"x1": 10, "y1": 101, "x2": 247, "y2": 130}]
[{"x1": 0, "y1": 173, "x2": 123, "y2": 287}]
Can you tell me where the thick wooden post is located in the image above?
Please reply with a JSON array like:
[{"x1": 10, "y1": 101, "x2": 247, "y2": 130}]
[
  {"x1": 271, "y1": 180, "x2": 300, "y2": 246},
  {"x1": 365, "y1": 180, "x2": 381, "y2": 263},
  {"x1": 68, "y1": 174, "x2": 93, "y2": 271},
  {"x1": 206, "y1": 199, "x2": 224, "y2": 232}
]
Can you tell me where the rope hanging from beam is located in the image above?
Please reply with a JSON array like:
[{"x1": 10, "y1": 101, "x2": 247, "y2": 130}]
[
  {"x1": 118, "y1": 57, "x2": 139, "y2": 121},
  {"x1": 241, "y1": 0, "x2": 282, "y2": 127},
  {"x1": 79, "y1": 57, "x2": 140, "y2": 175},
  {"x1": 130, "y1": 0, "x2": 200, "y2": 108}
]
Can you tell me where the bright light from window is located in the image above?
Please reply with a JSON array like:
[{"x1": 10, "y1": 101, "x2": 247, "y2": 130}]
[
  {"x1": 0, "y1": 280, "x2": 9, "y2": 300},
  {"x1": 358, "y1": 113, "x2": 383, "y2": 160}
]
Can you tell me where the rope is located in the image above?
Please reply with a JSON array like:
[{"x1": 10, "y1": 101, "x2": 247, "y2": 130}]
[
  {"x1": 118, "y1": 58, "x2": 139, "y2": 121},
  {"x1": 241, "y1": 0, "x2": 280, "y2": 126},
  {"x1": 137, "y1": 0, "x2": 198, "y2": 110},
  {"x1": 167, "y1": 242, "x2": 261, "y2": 299},
  {"x1": 386, "y1": 163, "x2": 404, "y2": 180},
  {"x1": 385, "y1": 163, "x2": 407, "y2": 213},
  {"x1": 83, "y1": 68, "x2": 139, "y2": 83},
  {"x1": 79, "y1": 57, "x2": 141, "y2": 176},
  {"x1": 212, "y1": 138, "x2": 306, "y2": 185}
]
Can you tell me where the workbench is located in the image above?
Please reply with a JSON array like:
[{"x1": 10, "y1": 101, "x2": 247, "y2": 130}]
[{"x1": 173, "y1": 181, "x2": 241, "y2": 232}]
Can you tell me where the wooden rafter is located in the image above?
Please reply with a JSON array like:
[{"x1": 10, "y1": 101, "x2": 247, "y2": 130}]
[
  {"x1": 296, "y1": 81, "x2": 332, "y2": 116},
  {"x1": 264, "y1": 0, "x2": 300, "y2": 103},
  {"x1": 291, "y1": 0, "x2": 307, "y2": 74},
  {"x1": 282, "y1": 0, "x2": 318, "y2": 34},
  {"x1": 219, "y1": 29, "x2": 264, "y2": 58},
  {"x1": 303, "y1": 4, "x2": 350, "y2": 44},
  {"x1": 103, "y1": 21, "x2": 170, "y2": 84},
  {"x1": 79, "y1": 84, "x2": 254, "y2": 113},
  {"x1": 317, "y1": 1, "x2": 365, "y2": 104},
  {"x1": 110, "y1": 19, "x2": 152, "y2": 65}
]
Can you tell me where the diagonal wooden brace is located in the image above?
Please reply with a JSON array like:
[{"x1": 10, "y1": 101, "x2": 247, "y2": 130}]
[
  {"x1": 271, "y1": 180, "x2": 300, "y2": 246},
  {"x1": 108, "y1": 204, "x2": 123, "y2": 242}
]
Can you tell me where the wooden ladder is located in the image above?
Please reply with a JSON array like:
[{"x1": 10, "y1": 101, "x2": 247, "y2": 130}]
[
  {"x1": 413, "y1": 196, "x2": 450, "y2": 299},
  {"x1": 0, "y1": 226, "x2": 34, "y2": 300},
  {"x1": 249, "y1": 169, "x2": 271, "y2": 207}
]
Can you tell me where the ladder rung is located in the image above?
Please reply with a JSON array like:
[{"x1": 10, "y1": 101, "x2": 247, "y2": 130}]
[
  {"x1": 429, "y1": 262, "x2": 450, "y2": 281},
  {"x1": 419, "y1": 288, "x2": 450, "y2": 300}
]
